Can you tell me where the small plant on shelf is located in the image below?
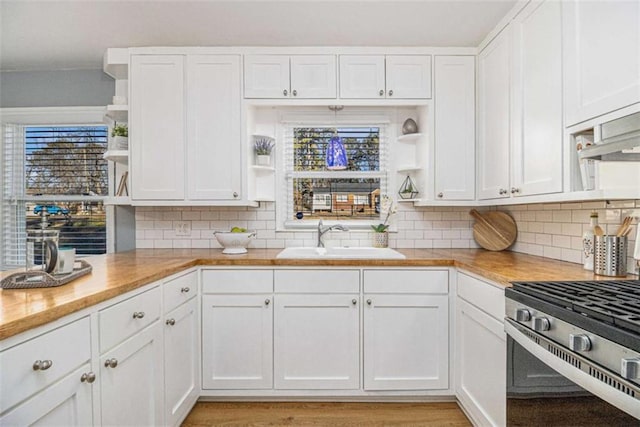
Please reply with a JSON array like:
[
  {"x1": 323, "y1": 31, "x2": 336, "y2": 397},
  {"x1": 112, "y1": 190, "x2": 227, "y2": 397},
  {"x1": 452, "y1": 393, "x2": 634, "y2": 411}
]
[
  {"x1": 398, "y1": 175, "x2": 419, "y2": 199},
  {"x1": 110, "y1": 124, "x2": 128, "y2": 150},
  {"x1": 111, "y1": 124, "x2": 128, "y2": 137},
  {"x1": 254, "y1": 138, "x2": 274, "y2": 166}
]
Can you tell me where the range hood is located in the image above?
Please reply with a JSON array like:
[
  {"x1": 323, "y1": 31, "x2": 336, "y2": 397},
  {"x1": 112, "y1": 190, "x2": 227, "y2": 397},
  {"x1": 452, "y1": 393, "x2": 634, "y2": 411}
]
[{"x1": 578, "y1": 112, "x2": 640, "y2": 161}]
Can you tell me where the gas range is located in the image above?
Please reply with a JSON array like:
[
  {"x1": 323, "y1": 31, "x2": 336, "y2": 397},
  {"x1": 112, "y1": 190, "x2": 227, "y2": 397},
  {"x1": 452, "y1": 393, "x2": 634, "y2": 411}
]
[{"x1": 505, "y1": 280, "x2": 640, "y2": 419}]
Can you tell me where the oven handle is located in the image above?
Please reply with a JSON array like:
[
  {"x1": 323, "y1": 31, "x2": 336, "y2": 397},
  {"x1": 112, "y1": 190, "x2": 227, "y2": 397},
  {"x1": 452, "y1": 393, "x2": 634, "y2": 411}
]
[{"x1": 505, "y1": 319, "x2": 640, "y2": 420}]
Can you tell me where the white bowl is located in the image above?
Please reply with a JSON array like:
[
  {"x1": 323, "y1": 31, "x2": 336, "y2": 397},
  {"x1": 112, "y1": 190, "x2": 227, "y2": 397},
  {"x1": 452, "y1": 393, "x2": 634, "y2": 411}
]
[{"x1": 213, "y1": 230, "x2": 256, "y2": 254}]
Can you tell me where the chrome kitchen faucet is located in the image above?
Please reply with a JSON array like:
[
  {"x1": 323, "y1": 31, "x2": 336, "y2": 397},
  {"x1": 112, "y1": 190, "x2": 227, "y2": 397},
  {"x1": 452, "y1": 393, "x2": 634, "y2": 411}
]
[{"x1": 317, "y1": 219, "x2": 348, "y2": 248}]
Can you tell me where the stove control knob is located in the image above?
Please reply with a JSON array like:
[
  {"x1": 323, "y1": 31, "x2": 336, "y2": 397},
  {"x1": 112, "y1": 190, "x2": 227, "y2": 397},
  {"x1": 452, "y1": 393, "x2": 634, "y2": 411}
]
[
  {"x1": 569, "y1": 334, "x2": 591, "y2": 352},
  {"x1": 532, "y1": 316, "x2": 551, "y2": 332},
  {"x1": 621, "y1": 358, "x2": 640, "y2": 380},
  {"x1": 515, "y1": 308, "x2": 531, "y2": 322}
]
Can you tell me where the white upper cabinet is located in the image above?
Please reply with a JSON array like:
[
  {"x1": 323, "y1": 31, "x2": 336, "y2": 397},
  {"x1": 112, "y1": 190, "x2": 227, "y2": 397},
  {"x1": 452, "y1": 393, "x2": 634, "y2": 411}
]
[
  {"x1": 244, "y1": 55, "x2": 336, "y2": 98},
  {"x1": 339, "y1": 55, "x2": 432, "y2": 99},
  {"x1": 130, "y1": 55, "x2": 186, "y2": 200},
  {"x1": 511, "y1": 0, "x2": 563, "y2": 197},
  {"x1": 187, "y1": 55, "x2": 242, "y2": 200},
  {"x1": 478, "y1": 29, "x2": 512, "y2": 200},
  {"x1": 130, "y1": 54, "x2": 243, "y2": 203},
  {"x1": 478, "y1": 0, "x2": 563, "y2": 200},
  {"x1": 434, "y1": 55, "x2": 476, "y2": 201},
  {"x1": 563, "y1": 0, "x2": 640, "y2": 126}
]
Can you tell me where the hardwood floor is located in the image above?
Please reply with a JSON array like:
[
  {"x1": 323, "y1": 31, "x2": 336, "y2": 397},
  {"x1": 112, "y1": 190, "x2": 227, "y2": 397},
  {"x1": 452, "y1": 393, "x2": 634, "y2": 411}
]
[{"x1": 182, "y1": 402, "x2": 472, "y2": 426}]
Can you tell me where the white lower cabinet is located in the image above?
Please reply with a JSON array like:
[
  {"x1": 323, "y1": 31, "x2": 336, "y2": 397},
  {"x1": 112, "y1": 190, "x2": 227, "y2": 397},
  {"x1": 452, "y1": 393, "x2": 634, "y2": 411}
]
[
  {"x1": 0, "y1": 363, "x2": 94, "y2": 426},
  {"x1": 164, "y1": 298, "x2": 199, "y2": 426},
  {"x1": 455, "y1": 272, "x2": 506, "y2": 427},
  {"x1": 274, "y1": 294, "x2": 360, "y2": 390},
  {"x1": 364, "y1": 294, "x2": 449, "y2": 390},
  {"x1": 363, "y1": 269, "x2": 449, "y2": 391},
  {"x1": 202, "y1": 294, "x2": 273, "y2": 389},
  {"x1": 99, "y1": 322, "x2": 164, "y2": 426}
]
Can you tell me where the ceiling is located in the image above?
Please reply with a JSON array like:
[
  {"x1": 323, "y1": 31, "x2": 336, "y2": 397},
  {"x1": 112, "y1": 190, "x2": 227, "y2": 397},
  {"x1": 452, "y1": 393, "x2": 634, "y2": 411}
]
[{"x1": 0, "y1": 0, "x2": 516, "y2": 72}]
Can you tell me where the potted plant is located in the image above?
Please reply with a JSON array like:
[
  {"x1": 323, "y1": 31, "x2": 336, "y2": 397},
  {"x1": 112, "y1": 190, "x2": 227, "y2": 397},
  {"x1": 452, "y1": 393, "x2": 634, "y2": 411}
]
[
  {"x1": 371, "y1": 195, "x2": 396, "y2": 248},
  {"x1": 398, "y1": 175, "x2": 419, "y2": 199},
  {"x1": 111, "y1": 124, "x2": 128, "y2": 150},
  {"x1": 254, "y1": 138, "x2": 274, "y2": 166}
]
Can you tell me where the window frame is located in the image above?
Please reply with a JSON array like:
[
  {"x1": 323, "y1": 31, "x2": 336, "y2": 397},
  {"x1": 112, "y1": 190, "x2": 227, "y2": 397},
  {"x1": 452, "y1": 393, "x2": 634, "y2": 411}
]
[
  {"x1": 0, "y1": 107, "x2": 108, "y2": 270},
  {"x1": 275, "y1": 107, "x2": 394, "y2": 231}
]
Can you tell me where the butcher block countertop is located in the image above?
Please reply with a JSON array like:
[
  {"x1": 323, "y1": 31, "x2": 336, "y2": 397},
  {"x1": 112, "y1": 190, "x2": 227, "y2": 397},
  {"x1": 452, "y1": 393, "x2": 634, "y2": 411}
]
[{"x1": 0, "y1": 248, "x2": 634, "y2": 340}]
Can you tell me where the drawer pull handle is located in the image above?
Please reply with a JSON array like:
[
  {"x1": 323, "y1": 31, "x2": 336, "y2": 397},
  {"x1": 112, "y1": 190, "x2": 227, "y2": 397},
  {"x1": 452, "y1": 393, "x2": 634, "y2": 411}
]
[
  {"x1": 80, "y1": 372, "x2": 96, "y2": 383},
  {"x1": 379, "y1": 89, "x2": 384, "y2": 96},
  {"x1": 33, "y1": 360, "x2": 53, "y2": 371},
  {"x1": 366, "y1": 299, "x2": 372, "y2": 306},
  {"x1": 388, "y1": 89, "x2": 394, "y2": 96},
  {"x1": 181, "y1": 287, "x2": 190, "y2": 293},
  {"x1": 265, "y1": 299, "x2": 270, "y2": 306},
  {"x1": 352, "y1": 299, "x2": 357, "y2": 305},
  {"x1": 166, "y1": 318, "x2": 176, "y2": 326},
  {"x1": 104, "y1": 358, "x2": 118, "y2": 368},
  {"x1": 132, "y1": 311, "x2": 145, "y2": 319},
  {"x1": 283, "y1": 89, "x2": 288, "y2": 97}
]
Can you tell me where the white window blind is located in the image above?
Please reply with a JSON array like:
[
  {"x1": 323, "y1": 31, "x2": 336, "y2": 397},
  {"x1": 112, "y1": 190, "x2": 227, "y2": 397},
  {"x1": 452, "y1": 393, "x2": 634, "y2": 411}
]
[
  {"x1": 280, "y1": 122, "x2": 388, "y2": 228},
  {"x1": 1, "y1": 123, "x2": 108, "y2": 270}
]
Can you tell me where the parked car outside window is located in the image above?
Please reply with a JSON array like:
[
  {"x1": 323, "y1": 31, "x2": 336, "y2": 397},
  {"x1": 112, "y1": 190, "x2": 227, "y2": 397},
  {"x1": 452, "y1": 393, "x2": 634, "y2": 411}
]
[{"x1": 33, "y1": 205, "x2": 70, "y2": 216}]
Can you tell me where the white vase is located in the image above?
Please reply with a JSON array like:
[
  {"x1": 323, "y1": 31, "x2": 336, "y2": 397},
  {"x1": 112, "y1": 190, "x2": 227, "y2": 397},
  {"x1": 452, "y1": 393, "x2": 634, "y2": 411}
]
[
  {"x1": 112, "y1": 136, "x2": 128, "y2": 150},
  {"x1": 256, "y1": 154, "x2": 271, "y2": 166},
  {"x1": 372, "y1": 231, "x2": 389, "y2": 248}
]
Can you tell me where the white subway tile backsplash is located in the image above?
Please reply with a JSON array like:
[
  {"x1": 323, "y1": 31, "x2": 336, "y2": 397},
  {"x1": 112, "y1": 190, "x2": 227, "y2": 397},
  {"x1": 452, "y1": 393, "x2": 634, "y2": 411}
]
[{"x1": 133, "y1": 199, "x2": 639, "y2": 274}]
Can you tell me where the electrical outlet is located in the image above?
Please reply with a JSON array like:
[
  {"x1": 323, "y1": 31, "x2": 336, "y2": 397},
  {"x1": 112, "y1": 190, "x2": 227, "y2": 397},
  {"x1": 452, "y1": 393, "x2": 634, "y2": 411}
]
[{"x1": 174, "y1": 222, "x2": 191, "y2": 237}]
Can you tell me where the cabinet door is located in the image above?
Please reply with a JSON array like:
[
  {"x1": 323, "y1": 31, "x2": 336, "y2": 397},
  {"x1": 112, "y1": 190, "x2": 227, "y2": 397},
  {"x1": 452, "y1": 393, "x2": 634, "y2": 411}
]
[
  {"x1": 386, "y1": 55, "x2": 432, "y2": 99},
  {"x1": 511, "y1": 0, "x2": 563, "y2": 197},
  {"x1": 202, "y1": 294, "x2": 273, "y2": 389},
  {"x1": 290, "y1": 55, "x2": 337, "y2": 98},
  {"x1": 478, "y1": 29, "x2": 512, "y2": 200},
  {"x1": 130, "y1": 55, "x2": 185, "y2": 200},
  {"x1": 364, "y1": 294, "x2": 448, "y2": 390},
  {"x1": 339, "y1": 55, "x2": 386, "y2": 99},
  {"x1": 274, "y1": 294, "x2": 359, "y2": 389},
  {"x1": 100, "y1": 323, "x2": 163, "y2": 427},
  {"x1": 164, "y1": 298, "x2": 199, "y2": 426},
  {"x1": 456, "y1": 299, "x2": 506, "y2": 427},
  {"x1": 187, "y1": 55, "x2": 242, "y2": 200},
  {"x1": 434, "y1": 56, "x2": 475, "y2": 200},
  {"x1": 0, "y1": 364, "x2": 93, "y2": 426},
  {"x1": 563, "y1": 0, "x2": 640, "y2": 126},
  {"x1": 244, "y1": 55, "x2": 290, "y2": 98}
]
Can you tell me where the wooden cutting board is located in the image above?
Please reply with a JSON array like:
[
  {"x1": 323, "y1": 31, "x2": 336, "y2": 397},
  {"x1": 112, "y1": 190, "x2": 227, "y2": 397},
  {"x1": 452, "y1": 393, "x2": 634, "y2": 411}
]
[{"x1": 469, "y1": 209, "x2": 517, "y2": 251}]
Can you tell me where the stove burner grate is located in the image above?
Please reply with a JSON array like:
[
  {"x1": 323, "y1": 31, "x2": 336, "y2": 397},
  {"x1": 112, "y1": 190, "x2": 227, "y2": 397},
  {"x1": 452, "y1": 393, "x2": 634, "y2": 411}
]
[{"x1": 511, "y1": 280, "x2": 640, "y2": 334}]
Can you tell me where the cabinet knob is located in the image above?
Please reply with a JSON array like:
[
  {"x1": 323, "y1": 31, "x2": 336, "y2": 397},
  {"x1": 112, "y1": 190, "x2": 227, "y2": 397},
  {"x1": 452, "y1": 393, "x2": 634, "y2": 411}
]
[
  {"x1": 181, "y1": 287, "x2": 190, "y2": 293},
  {"x1": 292, "y1": 89, "x2": 297, "y2": 97},
  {"x1": 32, "y1": 359, "x2": 53, "y2": 371},
  {"x1": 104, "y1": 358, "x2": 118, "y2": 368},
  {"x1": 265, "y1": 299, "x2": 270, "y2": 306},
  {"x1": 166, "y1": 318, "x2": 176, "y2": 326},
  {"x1": 437, "y1": 192, "x2": 443, "y2": 198},
  {"x1": 499, "y1": 188, "x2": 507, "y2": 195},
  {"x1": 80, "y1": 372, "x2": 96, "y2": 383},
  {"x1": 132, "y1": 311, "x2": 145, "y2": 319},
  {"x1": 379, "y1": 90, "x2": 384, "y2": 96},
  {"x1": 283, "y1": 89, "x2": 288, "y2": 96},
  {"x1": 233, "y1": 192, "x2": 239, "y2": 198},
  {"x1": 366, "y1": 299, "x2": 372, "y2": 306},
  {"x1": 352, "y1": 299, "x2": 357, "y2": 305},
  {"x1": 388, "y1": 90, "x2": 394, "y2": 96},
  {"x1": 511, "y1": 187, "x2": 520, "y2": 194}
]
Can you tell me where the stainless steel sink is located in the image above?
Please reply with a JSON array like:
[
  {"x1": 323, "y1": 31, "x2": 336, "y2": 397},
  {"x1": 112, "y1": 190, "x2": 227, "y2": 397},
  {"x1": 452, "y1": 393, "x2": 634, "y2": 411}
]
[{"x1": 276, "y1": 247, "x2": 406, "y2": 260}]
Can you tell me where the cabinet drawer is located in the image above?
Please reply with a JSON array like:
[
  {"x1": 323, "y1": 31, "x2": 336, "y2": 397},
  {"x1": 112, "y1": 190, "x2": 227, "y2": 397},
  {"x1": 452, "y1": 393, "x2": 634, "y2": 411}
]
[
  {"x1": 164, "y1": 270, "x2": 198, "y2": 313},
  {"x1": 457, "y1": 272, "x2": 505, "y2": 321},
  {"x1": 99, "y1": 286, "x2": 161, "y2": 353},
  {"x1": 274, "y1": 270, "x2": 359, "y2": 293},
  {"x1": 0, "y1": 317, "x2": 90, "y2": 414},
  {"x1": 363, "y1": 269, "x2": 448, "y2": 294},
  {"x1": 202, "y1": 269, "x2": 273, "y2": 293}
]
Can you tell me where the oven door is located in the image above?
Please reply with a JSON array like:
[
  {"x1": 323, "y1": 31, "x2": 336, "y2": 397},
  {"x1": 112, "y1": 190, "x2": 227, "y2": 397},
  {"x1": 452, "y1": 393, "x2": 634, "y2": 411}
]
[{"x1": 505, "y1": 319, "x2": 640, "y2": 425}]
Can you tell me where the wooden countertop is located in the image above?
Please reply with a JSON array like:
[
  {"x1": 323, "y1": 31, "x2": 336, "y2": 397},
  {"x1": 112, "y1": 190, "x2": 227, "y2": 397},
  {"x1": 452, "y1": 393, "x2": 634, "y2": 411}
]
[{"x1": 1, "y1": 248, "x2": 634, "y2": 341}]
